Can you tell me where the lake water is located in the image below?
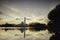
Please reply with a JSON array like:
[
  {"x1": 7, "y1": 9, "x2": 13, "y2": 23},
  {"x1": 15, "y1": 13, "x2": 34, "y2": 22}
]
[{"x1": 0, "y1": 29, "x2": 52, "y2": 40}]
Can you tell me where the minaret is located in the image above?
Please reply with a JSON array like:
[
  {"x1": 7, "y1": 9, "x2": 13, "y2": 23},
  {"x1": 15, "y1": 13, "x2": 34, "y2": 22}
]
[{"x1": 24, "y1": 17, "x2": 26, "y2": 38}]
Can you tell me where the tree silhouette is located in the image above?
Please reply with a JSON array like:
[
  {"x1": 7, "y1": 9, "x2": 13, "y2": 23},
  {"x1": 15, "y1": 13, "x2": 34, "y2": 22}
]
[
  {"x1": 47, "y1": 4, "x2": 60, "y2": 40},
  {"x1": 50, "y1": 33, "x2": 60, "y2": 40},
  {"x1": 29, "y1": 23, "x2": 46, "y2": 31},
  {"x1": 48, "y1": 4, "x2": 60, "y2": 33},
  {"x1": 48, "y1": 4, "x2": 60, "y2": 21}
]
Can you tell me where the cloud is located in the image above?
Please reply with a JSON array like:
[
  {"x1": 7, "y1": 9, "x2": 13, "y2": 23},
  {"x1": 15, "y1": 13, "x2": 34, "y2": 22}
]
[{"x1": 0, "y1": 11, "x2": 3, "y2": 15}]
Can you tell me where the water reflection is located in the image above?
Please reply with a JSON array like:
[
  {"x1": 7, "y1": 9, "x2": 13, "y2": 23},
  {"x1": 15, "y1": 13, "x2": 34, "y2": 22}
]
[{"x1": 0, "y1": 29, "x2": 52, "y2": 40}]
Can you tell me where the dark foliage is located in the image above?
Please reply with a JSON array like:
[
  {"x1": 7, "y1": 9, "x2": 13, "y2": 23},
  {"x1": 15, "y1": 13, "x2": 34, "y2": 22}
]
[
  {"x1": 48, "y1": 4, "x2": 60, "y2": 21},
  {"x1": 48, "y1": 4, "x2": 60, "y2": 40},
  {"x1": 48, "y1": 21, "x2": 60, "y2": 33},
  {"x1": 0, "y1": 23, "x2": 28, "y2": 27},
  {"x1": 48, "y1": 4, "x2": 60, "y2": 33},
  {"x1": 29, "y1": 23, "x2": 46, "y2": 31},
  {"x1": 50, "y1": 33, "x2": 60, "y2": 40}
]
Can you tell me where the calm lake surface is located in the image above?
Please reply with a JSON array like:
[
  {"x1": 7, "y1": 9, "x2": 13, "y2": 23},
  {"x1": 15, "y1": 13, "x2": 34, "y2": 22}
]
[{"x1": 0, "y1": 27, "x2": 52, "y2": 40}]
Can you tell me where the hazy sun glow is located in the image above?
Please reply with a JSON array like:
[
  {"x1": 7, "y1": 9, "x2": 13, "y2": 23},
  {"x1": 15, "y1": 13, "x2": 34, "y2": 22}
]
[{"x1": 0, "y1": 0, "x2": 58, "y2": 24}]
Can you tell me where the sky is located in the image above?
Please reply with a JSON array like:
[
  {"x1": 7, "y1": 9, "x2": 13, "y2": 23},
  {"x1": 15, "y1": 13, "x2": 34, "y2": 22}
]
[{"x1": 0, "y1": 0, "x2": 60, "y2": 24}]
